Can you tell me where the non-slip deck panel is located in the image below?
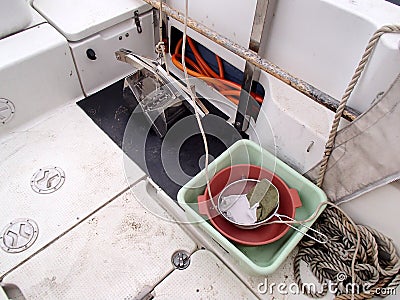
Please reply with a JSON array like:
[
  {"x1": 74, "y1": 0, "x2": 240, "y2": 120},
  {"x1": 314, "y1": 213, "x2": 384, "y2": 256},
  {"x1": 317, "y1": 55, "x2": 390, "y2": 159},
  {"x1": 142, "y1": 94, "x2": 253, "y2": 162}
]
[
  {"x1": 78, "y1": 80, "x2": 241, "y2": 199},
  {"x1": 0, "y1": 104, "x2": 145, "y2": 275},
  {"x1": 2, "y1": 189, "x2": 196, "y2": 299}
]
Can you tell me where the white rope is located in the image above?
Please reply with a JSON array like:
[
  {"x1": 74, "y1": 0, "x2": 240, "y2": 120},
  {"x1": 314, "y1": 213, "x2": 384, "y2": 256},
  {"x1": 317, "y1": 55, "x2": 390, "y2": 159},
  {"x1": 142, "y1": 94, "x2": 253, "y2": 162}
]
[
  {"x1": 317, "y1": 25, "x2": 400, "y2": 187},
  {"x1": 181, "y1": 0, "x2": 214, "y2": 207}
]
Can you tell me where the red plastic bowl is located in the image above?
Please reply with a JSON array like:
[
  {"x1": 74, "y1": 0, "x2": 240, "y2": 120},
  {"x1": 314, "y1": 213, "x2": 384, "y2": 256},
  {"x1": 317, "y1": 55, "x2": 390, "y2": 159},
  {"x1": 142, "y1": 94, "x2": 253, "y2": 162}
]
[{"x1": 197, "y1": 164, "x2": 302, "y2": 246}]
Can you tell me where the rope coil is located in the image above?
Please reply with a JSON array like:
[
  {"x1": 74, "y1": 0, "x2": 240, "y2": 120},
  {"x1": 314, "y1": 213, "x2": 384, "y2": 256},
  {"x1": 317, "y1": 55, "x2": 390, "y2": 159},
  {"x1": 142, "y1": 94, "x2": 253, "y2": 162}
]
[
  {"x1": 295, "y1": 207, "x2": 400, "y2": 299},
  {"x1": 305, "y1": 27, "x2": 400, "y2": 298}
]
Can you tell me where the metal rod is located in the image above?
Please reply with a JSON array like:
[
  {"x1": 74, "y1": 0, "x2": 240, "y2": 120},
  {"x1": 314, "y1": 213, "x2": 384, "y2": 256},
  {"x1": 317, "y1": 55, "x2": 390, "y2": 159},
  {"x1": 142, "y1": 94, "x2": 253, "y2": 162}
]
[
  {"x1": 235, "y1": 0, "x2": 275, "y2": 133},
  {"x1": 142, "y1": 0, "x2": 360, "y2": 121}
]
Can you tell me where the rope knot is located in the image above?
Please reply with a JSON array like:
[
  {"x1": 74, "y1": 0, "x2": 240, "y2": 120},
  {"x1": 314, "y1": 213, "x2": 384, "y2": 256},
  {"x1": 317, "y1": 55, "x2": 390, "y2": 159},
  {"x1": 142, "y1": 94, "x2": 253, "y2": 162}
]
[{"x1": 155, "y1": 41, "x2": 165, "y2": 54}]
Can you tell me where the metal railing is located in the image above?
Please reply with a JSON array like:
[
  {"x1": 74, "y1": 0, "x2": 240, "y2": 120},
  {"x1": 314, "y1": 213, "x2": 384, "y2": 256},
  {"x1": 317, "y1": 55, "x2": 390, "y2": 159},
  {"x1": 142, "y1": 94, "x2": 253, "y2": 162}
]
[{"x1": 142, "y1": 0, "x2": 360, "y2": 121}]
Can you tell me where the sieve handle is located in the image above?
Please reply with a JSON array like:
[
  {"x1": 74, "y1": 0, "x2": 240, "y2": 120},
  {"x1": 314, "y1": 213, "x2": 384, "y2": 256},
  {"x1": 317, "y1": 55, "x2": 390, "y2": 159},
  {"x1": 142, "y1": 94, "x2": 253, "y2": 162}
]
[
  {"x1": 277, "y1": 214, "x2": 328, "y2": 244},
  {"x1": 289, "y1": 188, "x2": 302, "y2": 208}
]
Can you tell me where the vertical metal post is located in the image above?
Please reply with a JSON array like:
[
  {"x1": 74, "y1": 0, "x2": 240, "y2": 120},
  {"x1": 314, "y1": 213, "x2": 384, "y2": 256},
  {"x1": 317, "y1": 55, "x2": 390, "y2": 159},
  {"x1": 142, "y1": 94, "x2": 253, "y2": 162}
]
[
  {"x1": 152, "y1": 8, "x2": 160, "y2": 46},
  {"x1": 234, "y1": 0, "x2": 277, "y2": 133}
]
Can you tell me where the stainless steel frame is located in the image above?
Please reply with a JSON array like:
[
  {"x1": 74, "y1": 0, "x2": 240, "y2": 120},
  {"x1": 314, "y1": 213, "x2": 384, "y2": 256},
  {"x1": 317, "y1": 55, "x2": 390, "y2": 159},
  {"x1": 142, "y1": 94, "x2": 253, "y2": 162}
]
[
  {"x1": 235, "y1": 0, "x2": 276, "y2": 132},
  {"x1": 141, "y1": 0, "x2": 360, "y2": 122}
]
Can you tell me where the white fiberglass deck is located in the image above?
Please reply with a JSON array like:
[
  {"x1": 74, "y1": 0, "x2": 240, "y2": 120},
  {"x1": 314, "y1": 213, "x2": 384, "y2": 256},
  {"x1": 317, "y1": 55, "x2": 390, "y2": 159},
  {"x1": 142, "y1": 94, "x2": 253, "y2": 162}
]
[
  {"x1": 0, "y1": 104, "x2": 145, "y2": 275},
  {"x1": 0, "y1": 101, "x2": 326, "y2": 300},
  {"x1": 2, "y1": 189, "x2": 198, "y2": 299},
  {"x1": 0, "y1": 102, "x2": 261, "y2": 299},
  {"x1": 153, "y1": 250, "x2": 257, "y2": 299}
]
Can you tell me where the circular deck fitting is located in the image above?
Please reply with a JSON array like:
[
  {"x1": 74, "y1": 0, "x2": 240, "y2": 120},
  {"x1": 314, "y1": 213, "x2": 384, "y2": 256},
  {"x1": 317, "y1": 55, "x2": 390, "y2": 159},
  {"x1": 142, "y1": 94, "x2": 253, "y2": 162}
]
[
  {"x1": 198, "y1": 154, "x2": 215, "y2": 170},
  {"x1": 0, "y1": 98, "x2": 15, "y2": 125},
  {"x1": 31, "y1": 167, "x2": 65, "y2": 194},
  {"x1": 0, "y1": 219, "x2": 39, "y2": 253},
  {"x1": 171, "y1": 250, "x2": 190, "y2": 270}
]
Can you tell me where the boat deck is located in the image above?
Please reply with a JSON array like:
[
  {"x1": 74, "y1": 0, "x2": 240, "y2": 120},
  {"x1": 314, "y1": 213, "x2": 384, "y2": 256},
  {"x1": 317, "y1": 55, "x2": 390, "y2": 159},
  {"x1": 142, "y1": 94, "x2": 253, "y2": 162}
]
[
  {"x1": 0, "y1": 102, "x2": 321, "y2": 299},
  {"x1": 1, "y1": 0, "x2": 399, "y2": 298},
  {"x1": 0, "y1": 103, "x2": 257, "y2": 298}
]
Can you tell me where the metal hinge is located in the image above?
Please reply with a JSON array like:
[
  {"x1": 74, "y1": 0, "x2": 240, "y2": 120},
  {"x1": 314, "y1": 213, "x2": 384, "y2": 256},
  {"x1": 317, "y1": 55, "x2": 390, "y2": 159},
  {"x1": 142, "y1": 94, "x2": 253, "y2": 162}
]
[{"x1": 134, "y1": 10, "x2": 143, "y2": 34}]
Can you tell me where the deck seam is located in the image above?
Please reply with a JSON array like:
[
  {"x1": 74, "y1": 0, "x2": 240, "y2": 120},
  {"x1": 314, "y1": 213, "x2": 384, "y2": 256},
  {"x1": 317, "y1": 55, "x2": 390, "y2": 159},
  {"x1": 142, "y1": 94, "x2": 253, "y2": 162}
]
[{"x1": 0, "y1": 175, "x2": 146, "y2": 281}]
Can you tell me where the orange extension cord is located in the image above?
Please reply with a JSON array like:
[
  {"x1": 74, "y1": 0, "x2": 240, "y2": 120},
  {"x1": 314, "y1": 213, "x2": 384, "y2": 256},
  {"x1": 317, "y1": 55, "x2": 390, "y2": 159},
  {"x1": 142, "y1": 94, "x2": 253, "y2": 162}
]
[{"x1": 171, "y1": 37, "x2": 264, "y2": 105}]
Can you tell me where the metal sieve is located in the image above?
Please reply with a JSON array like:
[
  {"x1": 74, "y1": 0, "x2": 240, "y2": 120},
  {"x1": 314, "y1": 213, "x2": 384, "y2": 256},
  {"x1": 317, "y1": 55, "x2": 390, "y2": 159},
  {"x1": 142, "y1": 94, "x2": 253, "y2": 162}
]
[{"x1": 217, "y1": 178, "x2": 327, "y2": 243}]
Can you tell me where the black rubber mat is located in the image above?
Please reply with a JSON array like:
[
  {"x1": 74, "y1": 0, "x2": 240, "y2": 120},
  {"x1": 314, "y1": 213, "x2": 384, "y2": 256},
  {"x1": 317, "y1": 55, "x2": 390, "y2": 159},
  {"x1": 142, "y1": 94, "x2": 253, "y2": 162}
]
[{"x1": 78, "y1": 79, "x2": 241, "y2": 199}]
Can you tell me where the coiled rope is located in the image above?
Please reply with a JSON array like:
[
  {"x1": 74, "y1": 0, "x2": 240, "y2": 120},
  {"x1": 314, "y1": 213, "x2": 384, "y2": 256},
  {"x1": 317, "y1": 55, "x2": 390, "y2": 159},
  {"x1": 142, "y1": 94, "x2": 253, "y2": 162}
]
[
  {"x1": 301, "y1": 25, "x2": 400, "y2": 299},
  {"x1": 317, "y1": 25, "x2": 400, "y2": 187},
  {"x1": 294, "y1": 207, "x2": 400, "y2": 299}
]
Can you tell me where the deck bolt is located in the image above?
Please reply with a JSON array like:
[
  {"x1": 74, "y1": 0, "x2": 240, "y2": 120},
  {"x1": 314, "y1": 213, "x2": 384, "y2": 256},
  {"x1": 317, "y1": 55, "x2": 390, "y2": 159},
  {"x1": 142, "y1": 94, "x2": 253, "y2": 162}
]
[{"x1": 171, "y1": 250, "x2": 190, "y2": 270}]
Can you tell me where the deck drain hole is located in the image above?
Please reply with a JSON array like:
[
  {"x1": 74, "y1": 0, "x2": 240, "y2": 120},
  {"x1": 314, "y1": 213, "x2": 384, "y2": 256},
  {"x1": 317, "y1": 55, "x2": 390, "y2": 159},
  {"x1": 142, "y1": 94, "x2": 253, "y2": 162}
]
[
  {"x1": 0, "y1": 98, "x2": 15, "y2": 125},
  {"x1": 31, "y1": 166, "x2": 65, "y2": 194},
  {"x1": 171, "y1": 250, "x2": 190, "y2": 270},
  {"x1": 0, "y1": 219, "x2": 39, "y2": 253}
]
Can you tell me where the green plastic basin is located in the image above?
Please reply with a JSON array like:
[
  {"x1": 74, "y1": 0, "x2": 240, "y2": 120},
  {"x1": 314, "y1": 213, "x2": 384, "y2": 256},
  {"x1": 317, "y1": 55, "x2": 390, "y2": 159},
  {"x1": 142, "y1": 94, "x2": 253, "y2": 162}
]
[{"x1": 177, "y1": 139, "x2": 327, "y2": 275}]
